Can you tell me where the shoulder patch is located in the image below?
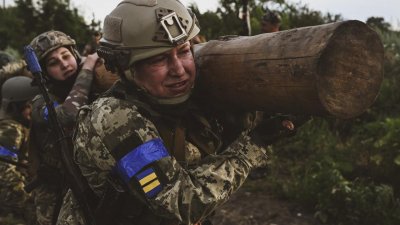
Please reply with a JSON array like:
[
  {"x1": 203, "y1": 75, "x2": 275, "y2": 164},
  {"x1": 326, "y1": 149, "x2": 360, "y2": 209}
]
[{"x1": 115, "y1": 138, "x2": 169, "y2": 184}]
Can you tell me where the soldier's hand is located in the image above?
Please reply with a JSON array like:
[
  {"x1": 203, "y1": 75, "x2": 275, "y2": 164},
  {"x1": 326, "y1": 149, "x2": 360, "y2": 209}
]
[
  {"x1": 249, "y1": 115, "x2": 310, "y2": 146},
  {"x1": 82, "y1": 52, "x2": 100, "y2": 72}
]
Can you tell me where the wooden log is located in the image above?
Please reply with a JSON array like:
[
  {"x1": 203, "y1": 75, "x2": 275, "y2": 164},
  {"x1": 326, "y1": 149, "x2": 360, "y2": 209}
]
[{"x1": 193, "y1": 20, "x2": 384, "y2": 119}]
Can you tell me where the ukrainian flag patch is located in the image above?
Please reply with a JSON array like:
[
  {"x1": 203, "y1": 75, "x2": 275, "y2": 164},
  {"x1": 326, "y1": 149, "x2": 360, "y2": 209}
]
[
  {"x1": 135, "y1": 168, "x2": 163, "y2": 198},
  {"x1": 43, "y1": 101, "x2": 59, "y2": 121}
]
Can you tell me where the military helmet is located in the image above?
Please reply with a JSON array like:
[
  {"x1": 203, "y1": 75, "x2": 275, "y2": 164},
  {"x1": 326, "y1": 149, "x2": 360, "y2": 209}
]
[
  {"x1": 30, "y1": 30, "x2": 80, "y2": 62},
  {"x1": 262, "y1": 10, "x2": 281, "y2": 24},
  {"x1": 1, "y1": 76, "x2": 40, "y2": 103},
  {"x1": 98, "y1": 0, "x2": 200, "y2": 70},
  {"x1": 0, "y1": 51, "x2": 14, "y2": 68}
]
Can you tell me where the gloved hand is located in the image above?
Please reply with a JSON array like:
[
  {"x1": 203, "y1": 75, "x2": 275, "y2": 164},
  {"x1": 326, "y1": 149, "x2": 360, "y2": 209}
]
[{"x1": 249, "y1": 114, "x2": 310, "y2": 146}]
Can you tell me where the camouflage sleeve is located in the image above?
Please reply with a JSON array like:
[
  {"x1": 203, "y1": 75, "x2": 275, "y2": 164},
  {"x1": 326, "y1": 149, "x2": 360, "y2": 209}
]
[
  {"x1": 0, "y1": 163, "x2": 30, "y2": 212},
  {"x1": 0, "y1": 119, "x2": 27, "y2": 151},
  {"x1": 74, "y1": 97, "x2": 268, "y2": 225},
  {"x1": 31, "y1": 69, "x2": 93, "y2": 126}
]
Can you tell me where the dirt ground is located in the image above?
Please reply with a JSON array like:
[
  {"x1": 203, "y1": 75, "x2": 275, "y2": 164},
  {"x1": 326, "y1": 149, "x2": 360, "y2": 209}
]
[
  {"x1": 210, "y1": 179, "x2": 321, "y2": 225},
  {"x1": 0, "y1": 180, "x2": 321, "y2": 225}
]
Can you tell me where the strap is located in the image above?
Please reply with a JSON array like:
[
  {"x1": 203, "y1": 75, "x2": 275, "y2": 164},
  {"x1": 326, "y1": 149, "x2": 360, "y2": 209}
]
[
  {"x1": 172, "y1": 121, "x2": 186, "y2": 162},
  {"x1": 186, "y1": 113, "x2": 221, "y2": 155},
  {"x1": 105, "y1": 80, "x2": 220, "y2": 161}
]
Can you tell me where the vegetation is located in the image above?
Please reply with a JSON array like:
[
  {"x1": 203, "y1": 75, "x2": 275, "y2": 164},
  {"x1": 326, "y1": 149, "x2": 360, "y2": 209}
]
[
  {"x1": 191, "y1": 1, "x2": 400, "y2": 225},
  {"x1": 1, "y1": 0, "x2": 400, "y2": 224},
  {"x1": 268, "y1": 18, "x2": 400, "y2": 225},
  {"x1": 0, "y1": 0, "x2": 101, "y2": 56}
]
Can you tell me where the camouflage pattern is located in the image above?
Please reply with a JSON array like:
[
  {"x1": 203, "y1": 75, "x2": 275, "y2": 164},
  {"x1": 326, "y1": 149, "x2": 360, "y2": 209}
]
[
  {"x1": 0, "y1": 51, "x2": 14, "y2": 68},
  {"x1": 33, "y1": 185, "x2": 62, "y2": 225},
  {"x1": 31, "y1": 68, "x2": 94, "y2": 225},
  {"x1": 31, "y1": 69, "x2": 94, "y2": 169},
  {"x1": 57, "y1": 82, "x2": 268, "y2": 225},
  {"x1": 57, "y1": 190, "x2": 84, "y2": 225},
  {"x1": 0, "y1": 119, "x2": 28, "y2": 151},
  {"x1": 0, "y1": 162, "x2": 36, "y2": 223},
  {"x1": 0, "y1": 119, "x2": 35, "y2": 224},
  {"x1": 262, "y1": 10, "x2": 281, "y2": 24},
  {"x1": 30, "y1": 30, "x2": 77, "y2": 61},
  {"x1": 0, "y1": 60, "x2": 31, "y2": 91}
]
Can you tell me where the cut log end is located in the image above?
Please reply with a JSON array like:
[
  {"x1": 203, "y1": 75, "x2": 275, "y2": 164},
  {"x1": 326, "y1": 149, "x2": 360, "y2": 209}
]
[{"x1": 317, "y1": 20, "x2": 384, "y2": 119}]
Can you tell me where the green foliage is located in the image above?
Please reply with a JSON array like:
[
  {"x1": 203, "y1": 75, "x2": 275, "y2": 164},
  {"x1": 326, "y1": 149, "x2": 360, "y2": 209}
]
[
  {"x1": 267, "y1": 28, "x2": 400, "y2": 220},
  {"x1": 0, "y1": 0, "x2": 101, "y2": 56},
  {"x1": 192, "y1": 0, "x2": 343, "y2": 39},
  {"x1": 0, "y1": 7, "x2": 26, "y2": 50},
  {"x1": 372, "y1": 28, "x2": 400, "y2": 116},
  {"x1": 367, "y1": 17, "x2": 392, "y2": 32},
  {"x1": 269, "y1": 115, "x2": 400, "y2": 224},
  {"x1": 279, "y1": 2, "x2": 342, "y2": 30}
]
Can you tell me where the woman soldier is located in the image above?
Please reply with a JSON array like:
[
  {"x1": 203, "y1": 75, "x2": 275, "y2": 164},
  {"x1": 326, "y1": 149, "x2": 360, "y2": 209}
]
[
  {"x1": 0, "y1": 76, "x2": 40, "y2": 224},
  {"x1": 29, "y1": 30, "x2": 100, "y2": 225},
  {"x1": 57, "y1": 0, "x2": 295, "y2": 225}
]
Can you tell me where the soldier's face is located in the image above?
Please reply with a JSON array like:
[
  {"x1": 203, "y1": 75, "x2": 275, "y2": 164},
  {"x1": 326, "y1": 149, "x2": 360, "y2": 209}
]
[
  {"x1": 133, "y1": 42, "x2": 196, "y2": 98},
  {"x1": 261, "y1": 21, "x2": 279, "y2": 33},
  {"x1": 45, "y1": 47, "x2": 78, "y2": 81}
]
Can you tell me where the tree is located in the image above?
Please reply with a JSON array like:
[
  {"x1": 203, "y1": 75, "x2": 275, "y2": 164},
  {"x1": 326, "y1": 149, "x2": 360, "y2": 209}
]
[
  {"x1": 0, "y1": 7, "x2": 25, "y2": 50},
  {"x1": 0, "y1": 0, "x2": 101, "y2": 55},
  {"x1": 191, "y1": 0, "x2": 342, "y2": 40},
  {"x1": 366, "y1": 17, "x2": 391, "y2": 32}
]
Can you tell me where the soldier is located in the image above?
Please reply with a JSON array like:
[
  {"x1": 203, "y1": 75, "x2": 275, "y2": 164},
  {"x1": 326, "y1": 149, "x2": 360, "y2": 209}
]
[
  {"x1": 28, "y1": 30, "x2": 100, "y2": 225},
  {"x1": 0, "y1": 51, "x2": 32, "y2": 89},
  {"x1": 261, "y1": 10, "x2": 281, "y2": 33},
  {"x1": 0, "y1": 76, "x2": 40, "y2": 224},
  {"x1": 57, "y1": 1, "x2": 296, "y2": 225},
  {"x1": 81, "y1": 31, "x2": 102, "y2": 56}
]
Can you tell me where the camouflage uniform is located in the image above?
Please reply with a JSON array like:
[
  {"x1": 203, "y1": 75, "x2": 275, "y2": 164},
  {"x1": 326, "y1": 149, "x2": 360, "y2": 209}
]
[
  {"x1": 0, "y1": 118, "x2": 35, "y2": 223},
  {"x1": 57, "y1": 81, "x2": 268, "y2": 225},
  {"x1": 30, "y1": 68, "x2": 94, "y2": 225},
  {"x1": 57, "y1": 1, "x2": 268, "y2": 224},
  {"x1": 0, "y1": 59, "x2": 32, "y2": 102},
  {"x1": 0, "y1": 60, "x2": 30, "y2": 82}
]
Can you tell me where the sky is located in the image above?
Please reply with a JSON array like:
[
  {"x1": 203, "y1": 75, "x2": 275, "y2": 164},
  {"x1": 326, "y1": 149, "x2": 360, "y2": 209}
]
[{"x1": 5, "y1": 0, "x2": 399, "y2": 30}]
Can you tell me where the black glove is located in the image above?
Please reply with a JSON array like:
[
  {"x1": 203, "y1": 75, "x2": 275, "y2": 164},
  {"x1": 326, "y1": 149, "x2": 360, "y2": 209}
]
[{"x1": 249, "y1": 115, "x2": 310, "y2": 146}]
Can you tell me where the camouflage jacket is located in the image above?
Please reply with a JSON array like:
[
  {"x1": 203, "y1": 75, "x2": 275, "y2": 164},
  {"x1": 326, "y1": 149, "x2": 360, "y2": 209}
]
[
  {"x1": 0, "y1": 118, "x2": 29, "y2": 161},
  {"x1": 70, "y1": 81, "x2": 268, "y2": 225},
  {"x1": 0, "y1": 118, "x2": 31, "y2": 218},
  {"x1": 0, "y1": 60, "x2": 31, "y2": 84},
  {"x1": 30, "y1": 68, "x2": 93, "y2": 170}
]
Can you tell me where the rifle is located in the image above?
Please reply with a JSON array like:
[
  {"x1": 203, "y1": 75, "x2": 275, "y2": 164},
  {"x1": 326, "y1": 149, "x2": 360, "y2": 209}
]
[{"x1": 24, "y1": 46, "x2": 98, "y2": 225}]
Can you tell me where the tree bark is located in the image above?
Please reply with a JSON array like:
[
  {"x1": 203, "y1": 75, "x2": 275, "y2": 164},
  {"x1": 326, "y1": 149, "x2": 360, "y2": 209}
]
[{"x1": 193, "y1": 20, "x2": 384, "y2": 119}]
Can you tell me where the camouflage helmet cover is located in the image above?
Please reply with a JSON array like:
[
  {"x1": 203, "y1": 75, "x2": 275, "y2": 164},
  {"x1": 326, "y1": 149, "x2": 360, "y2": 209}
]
[
  {"x1": 30, "y1": 30, "x2": 77, "y2": 61},
  {"x1": 0, "y1": 51, "x2": 14, "y2": 68},
  {"x1": 262, "y1": 10, "x2": 281, "y2": 24},
  {"x1": 99, "y1": 0, "x2": 200, "y2": 69}
]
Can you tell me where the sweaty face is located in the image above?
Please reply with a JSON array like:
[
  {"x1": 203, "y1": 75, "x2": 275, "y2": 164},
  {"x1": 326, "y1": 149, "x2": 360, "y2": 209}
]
[
  {"x1": 133, "y1": 42, "x2": 196, "y2": 98},
  {"x1": 45, "y1": 47, "x2": 78, "y2": 81}
]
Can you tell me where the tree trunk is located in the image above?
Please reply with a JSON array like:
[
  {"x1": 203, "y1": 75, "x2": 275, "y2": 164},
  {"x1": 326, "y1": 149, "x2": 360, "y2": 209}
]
[{"x1": 193, "y1": 20, "x2": 384, "y2": 119}]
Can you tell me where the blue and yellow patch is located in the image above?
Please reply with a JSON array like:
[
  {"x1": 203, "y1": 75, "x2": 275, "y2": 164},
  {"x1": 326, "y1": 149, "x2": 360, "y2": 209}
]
[
  {"x1": 43, "y1": 101, "x2": 59, "y2": 121},
  {"x1": 114, "y1": 138, "x2": 169, "y2": 198},
  {"x1": 135, "y1": 168, "x2": 163, "y2": 198},
  {"x1": 0, "y1": 146, "x2": 18, "y2": 159}
]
